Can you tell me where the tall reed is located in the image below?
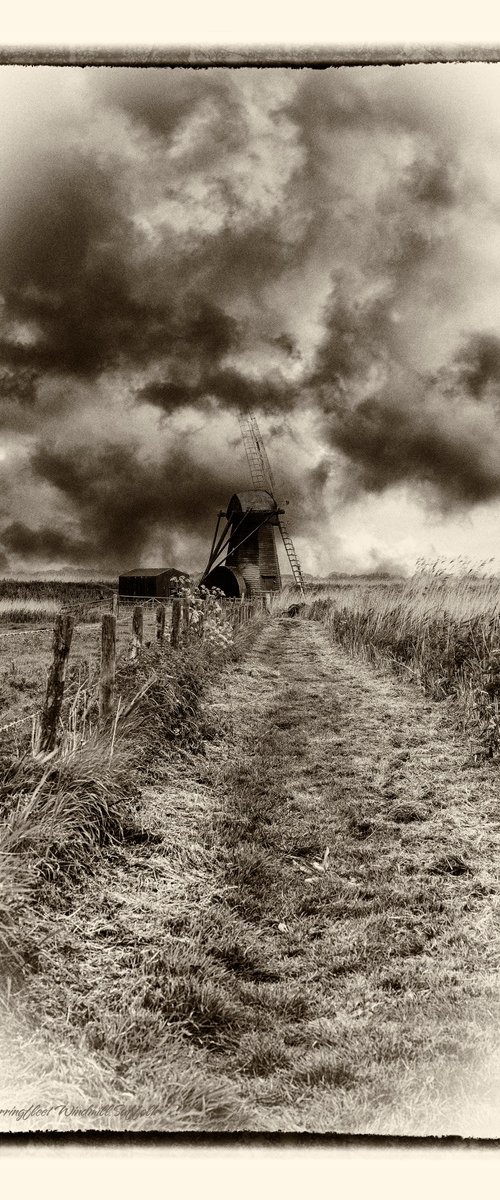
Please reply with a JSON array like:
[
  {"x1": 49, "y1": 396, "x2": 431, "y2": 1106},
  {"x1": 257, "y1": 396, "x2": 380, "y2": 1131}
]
[{"x1": 309, "y1": 566, "x2": 500, "y2": 757}]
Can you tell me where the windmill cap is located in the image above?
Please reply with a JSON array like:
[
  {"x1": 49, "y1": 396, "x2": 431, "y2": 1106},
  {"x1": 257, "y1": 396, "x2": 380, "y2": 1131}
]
[{"x1": 227, "y1": 490, "x2": 281, "y2": 513}]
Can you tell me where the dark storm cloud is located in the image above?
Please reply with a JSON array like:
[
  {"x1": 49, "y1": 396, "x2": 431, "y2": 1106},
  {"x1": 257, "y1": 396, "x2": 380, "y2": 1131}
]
[
  {"x1": 133, "y1": 299, "x2": 244, "y2": 414},
  {"x1": 138, "y1": 365, "x2": 295, "y2": 415},
  {"x1": 2, "y1": 521, "x2": 94, "y2": 562},
  {"x1": 329, "y1": 384, "x2": 500, "y2": 506},
  {"x1": 0, "y1": 366, "x2": 38, "y2": 431},
  {"x1": 0, "y1": 68, "x2": 313, "y2": 569},
  {"x1": 0, "y1": 367, "x2": 37, "y2": 406},
  {"x1": 0, "y1": 154, "x2": 133, "y2": 377},
  {"x1": 22, "y1": 426, "x2": 327, "y2": 570},
  {"x1": 272, "y1": 333, "x2": 301, "y2": 360},
  {"x1": 287, "y1": 67, "x2": 468, "y2": 154},
  {"x1": 278, "y1": 457, "x2": 333, "y2": 535},
  {"x1": 287, "y1": 70, "x2": 374, "y2": 134},
  {"x1": 191, "y1": 218, "x2": 300, "y2": 299},
  {"x1": 307, "y1": 284, "x2": 500, "y2": 508},
  {"x1": 4, "y1": 66, "x2": 500, "y2": 572},
  {"x1": 94, "y1": 68, "x2": 241, "y2": 151},
  {"x1": 0, "y1": 68, "x2": 294, "y2": 433},
  {"x1": 0, "y1": 143, "x2": 242, "y2": 382},
  {"x1": 0, "y1": 70, "x2": 252, "y2": 401},
  {"x1": 279, "y1": 69, "x2": 500, "y2": 514},
  {"x1": 308, "y1": 281, "x2": 393, "y2": 399},
  {"x1": 448, "y1": 332, "x2": 500, "y2": 399},
  {"x1": 408, "y1": 158, "x2": 457, "y2": 210},
  {"x1": 28, "y1": 440, "x2": 242, "y2": 568}
]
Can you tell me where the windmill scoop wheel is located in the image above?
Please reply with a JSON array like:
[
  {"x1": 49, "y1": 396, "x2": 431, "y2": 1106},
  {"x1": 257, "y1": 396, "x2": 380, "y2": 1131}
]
[{"x1": 201, "y1": 412, "x2": 305, "y2": 599}]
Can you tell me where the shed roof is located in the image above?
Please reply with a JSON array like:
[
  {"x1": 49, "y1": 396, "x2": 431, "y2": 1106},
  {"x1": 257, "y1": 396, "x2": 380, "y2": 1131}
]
[
  {"x1": 228, "y1": 490, "x2": 278, "y2": 514},
  {"x1": 121, "y1": 567, "x2": 187, "y2": 578}
]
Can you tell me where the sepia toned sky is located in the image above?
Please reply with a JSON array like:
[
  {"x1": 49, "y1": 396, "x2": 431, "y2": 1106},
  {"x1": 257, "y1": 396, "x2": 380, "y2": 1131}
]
[{"x1": 3, "y1": 64, "x2": 500, "y2": 575}]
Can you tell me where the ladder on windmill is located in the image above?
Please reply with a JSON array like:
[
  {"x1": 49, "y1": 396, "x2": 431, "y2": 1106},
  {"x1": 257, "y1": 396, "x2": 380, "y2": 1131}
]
[
  {"x1": 278, "y1": 522, "x2": 305, "y2": 592},
  {"x1": 238, "y1": 411, "x2": 305, "y2": 595}
]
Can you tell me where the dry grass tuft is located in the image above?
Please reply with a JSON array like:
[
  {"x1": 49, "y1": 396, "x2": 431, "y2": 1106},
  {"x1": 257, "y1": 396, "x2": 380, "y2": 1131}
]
[
  {"x1": 307, "y1": 567, "x2": 500, "y2": 757},
  {"x1": 4, "y1": 608, "x2": 500, "y2": 1134},
  {"x1": 236, "y1": 1032, "x2": 290, "y2": 1077},
  {"x1": 0, "y1": 608, "x2": 266, "y2": 984}
]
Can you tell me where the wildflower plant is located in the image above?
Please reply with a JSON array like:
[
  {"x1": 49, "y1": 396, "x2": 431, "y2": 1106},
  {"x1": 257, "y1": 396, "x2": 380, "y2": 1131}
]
[{"x1": 170, "y1": 578, "x2": 235, "y2": 655}]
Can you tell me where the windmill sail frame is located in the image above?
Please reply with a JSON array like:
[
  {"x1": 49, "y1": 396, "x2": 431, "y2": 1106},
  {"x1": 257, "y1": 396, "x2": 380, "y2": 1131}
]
[
  {"x1": 202, "y1": 411, "x2": 305, "y2": 598},
  {"x1": 238, "y1": 412, "x2": 305, "y2": 594}
]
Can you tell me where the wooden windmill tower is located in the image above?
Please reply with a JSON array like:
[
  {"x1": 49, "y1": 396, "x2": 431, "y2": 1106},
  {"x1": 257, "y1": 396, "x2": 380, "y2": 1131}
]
[{"x1": 202, "y1": 412, "x2": 305, "y2": 598}]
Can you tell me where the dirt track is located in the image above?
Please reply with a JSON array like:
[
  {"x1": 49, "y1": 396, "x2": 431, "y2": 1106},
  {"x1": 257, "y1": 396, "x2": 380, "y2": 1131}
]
[{"x1": 3, "y1": 615, "x2": 500, "y2": 1133}]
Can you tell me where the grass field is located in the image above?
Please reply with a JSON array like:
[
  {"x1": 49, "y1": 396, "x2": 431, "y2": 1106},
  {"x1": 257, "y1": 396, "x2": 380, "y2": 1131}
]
[
  {"x1": 305, "y1": 569, "x2": 500, "y2": 760},
  {"x1": 0, "y1": 579, "x2": 113, "y2": 621},
  {"x1": 0, "y1": 600, "x2": 178, "y2": 741},
  {"x1": 1, "y1": 574, "x2": 500, "y2": 1133},
  {"x1": 0, "y1": 588, "x2": 257, "y2": 970}
]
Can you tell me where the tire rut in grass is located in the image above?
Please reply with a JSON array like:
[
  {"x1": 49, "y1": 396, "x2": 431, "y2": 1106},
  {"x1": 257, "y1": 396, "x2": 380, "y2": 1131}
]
[
  {"x1": 9, "y1": 615, "x2": 500, "y2": 1134},
  {"x1": 202, "y1": 618, "x2": 500, "y2": 1132}
]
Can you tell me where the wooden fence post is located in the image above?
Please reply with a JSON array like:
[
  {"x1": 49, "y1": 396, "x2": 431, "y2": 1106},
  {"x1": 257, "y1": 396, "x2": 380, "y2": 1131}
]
[
  {"x1": 156, "y1": 603, "x2": 166, "y2": 646},
  {"x1": 198, "y1": 597, "x2": 207, "y2": 639},
  {"x1": 39, "y1": 611, "x2": 75, "y2": 752},
  {"x1": 170, "y1": 598, "x2": 181, "y2": 648},
  {"x1": 130, "y1": 605, "x2": 143, "y2": 660},
  {"x1": 111, "y1": 592, "x2": 118, "y2": 616},
  {"x1": 99, "y1": 613, "x2": 116, "y2": 729},
  {"x1": 182, "y1": 595, "x2": 190, "y2": 642}
]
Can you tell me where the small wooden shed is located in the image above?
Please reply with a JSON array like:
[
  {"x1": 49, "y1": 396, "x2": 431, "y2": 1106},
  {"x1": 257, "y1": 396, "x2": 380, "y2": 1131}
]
[{"x1": 118, "y1": 568, "x2": 188, "y2": 600}]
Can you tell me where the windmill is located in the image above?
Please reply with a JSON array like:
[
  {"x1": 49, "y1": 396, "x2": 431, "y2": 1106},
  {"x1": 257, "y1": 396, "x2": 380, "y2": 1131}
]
[{"x1": 201, "y1": 411, "x2": 305, "y2": 598}]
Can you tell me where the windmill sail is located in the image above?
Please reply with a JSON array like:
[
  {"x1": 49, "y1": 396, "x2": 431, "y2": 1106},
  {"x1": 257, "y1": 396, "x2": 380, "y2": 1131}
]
[
  {"x1": 202, "y1": 490, "x2": 282, "y2": 596},
  {"x1": 238, "y1": 411, "x2": 305, "y2": 594},
  {"x1": 238, "y1": 411, "x2": 276, "y2": 494}
]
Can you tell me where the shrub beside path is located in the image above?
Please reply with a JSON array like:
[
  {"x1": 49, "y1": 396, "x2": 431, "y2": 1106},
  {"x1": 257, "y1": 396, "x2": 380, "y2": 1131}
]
[{"x1": 2, "y1": 615, "x2": 500, "y2": 1133}]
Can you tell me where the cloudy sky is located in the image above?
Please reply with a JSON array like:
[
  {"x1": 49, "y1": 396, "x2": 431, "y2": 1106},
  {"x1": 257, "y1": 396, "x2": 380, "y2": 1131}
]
[{"x1": 3, "y1": 63, "x2": 500, "y2": 576}]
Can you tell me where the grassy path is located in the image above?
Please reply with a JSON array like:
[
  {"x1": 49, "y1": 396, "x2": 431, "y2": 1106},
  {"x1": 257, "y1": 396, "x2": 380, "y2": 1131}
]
[{"x1": 3, "y1": 615, "x2": 500, "y2": 1133}]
